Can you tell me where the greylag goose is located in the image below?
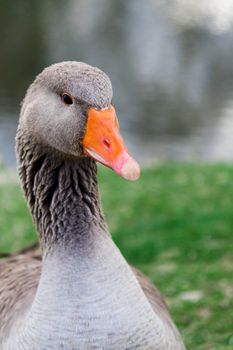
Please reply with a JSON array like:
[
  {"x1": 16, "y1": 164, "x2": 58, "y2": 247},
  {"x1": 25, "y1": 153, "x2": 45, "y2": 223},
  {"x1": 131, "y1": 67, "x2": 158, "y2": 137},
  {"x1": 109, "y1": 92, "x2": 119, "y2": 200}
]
[{"x1": 0, "y1": 62, "x2": 185, "y2": 350}]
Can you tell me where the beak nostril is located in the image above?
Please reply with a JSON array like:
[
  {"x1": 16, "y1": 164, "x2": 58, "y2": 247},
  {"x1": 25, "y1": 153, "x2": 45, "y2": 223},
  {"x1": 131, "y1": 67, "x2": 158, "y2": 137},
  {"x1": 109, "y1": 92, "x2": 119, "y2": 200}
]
[{"x1": 103, "y1": 139, "x2": 111, "y2": 149}]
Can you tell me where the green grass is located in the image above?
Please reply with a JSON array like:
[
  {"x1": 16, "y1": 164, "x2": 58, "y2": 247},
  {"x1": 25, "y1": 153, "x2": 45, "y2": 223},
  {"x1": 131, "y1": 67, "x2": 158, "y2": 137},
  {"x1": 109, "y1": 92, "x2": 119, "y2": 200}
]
[{"x1": 1, "y1": 163, "x2": 233, "y2": 349}]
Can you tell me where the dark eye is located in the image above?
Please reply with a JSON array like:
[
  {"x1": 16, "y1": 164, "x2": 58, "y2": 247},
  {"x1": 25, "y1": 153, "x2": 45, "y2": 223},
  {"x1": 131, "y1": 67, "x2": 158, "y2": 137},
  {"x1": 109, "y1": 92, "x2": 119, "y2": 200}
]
[{"x1": 61, "y1": 93, "x2": 73, "y2": 105}]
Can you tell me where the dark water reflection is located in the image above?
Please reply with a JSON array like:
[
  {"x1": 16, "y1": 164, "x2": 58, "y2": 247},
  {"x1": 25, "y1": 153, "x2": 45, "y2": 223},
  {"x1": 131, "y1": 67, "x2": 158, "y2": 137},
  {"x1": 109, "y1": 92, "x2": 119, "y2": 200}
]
[{"x1": 1, "y1": 0, "x2": 233, "y2": 167}]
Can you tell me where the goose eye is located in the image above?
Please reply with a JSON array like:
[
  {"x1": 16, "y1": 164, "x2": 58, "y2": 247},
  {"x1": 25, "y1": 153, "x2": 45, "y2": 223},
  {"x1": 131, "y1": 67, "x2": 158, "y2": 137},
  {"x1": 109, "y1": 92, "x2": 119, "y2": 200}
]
[{"x1": 61, "y1": 93, "x2": 73, "y2": 105}]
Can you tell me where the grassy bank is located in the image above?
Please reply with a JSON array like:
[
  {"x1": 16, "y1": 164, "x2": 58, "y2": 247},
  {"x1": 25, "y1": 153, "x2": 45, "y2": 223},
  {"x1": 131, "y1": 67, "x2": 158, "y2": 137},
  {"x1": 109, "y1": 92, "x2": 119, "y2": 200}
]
[{"x1": 0, "y1": 163, "x2": 233, "y2": 349}]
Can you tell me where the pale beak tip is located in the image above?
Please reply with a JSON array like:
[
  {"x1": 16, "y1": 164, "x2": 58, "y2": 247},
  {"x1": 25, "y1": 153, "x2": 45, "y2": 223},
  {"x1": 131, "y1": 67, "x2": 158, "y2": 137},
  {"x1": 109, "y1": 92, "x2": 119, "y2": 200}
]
[{"x1": 121, "y1": 158, "x2": 141, "y2": 181}]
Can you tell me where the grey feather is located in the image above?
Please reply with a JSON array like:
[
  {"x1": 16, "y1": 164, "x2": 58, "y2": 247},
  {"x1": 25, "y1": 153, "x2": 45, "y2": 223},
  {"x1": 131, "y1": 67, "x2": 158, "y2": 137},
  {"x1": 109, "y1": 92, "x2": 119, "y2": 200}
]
[{"x1": 0, "y1": 62, "x2": 185, "y2": 350}]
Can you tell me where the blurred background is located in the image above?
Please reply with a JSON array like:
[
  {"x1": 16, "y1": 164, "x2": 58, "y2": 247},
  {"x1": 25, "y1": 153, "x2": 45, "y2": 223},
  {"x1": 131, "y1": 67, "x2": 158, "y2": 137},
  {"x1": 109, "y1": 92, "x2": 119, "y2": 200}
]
[
  {"x1": 2, "y1": 0, "x2": 233, "y2": 167},
  {"x1": 1, "y1": 1, "x2": 233, "y2": 349}
]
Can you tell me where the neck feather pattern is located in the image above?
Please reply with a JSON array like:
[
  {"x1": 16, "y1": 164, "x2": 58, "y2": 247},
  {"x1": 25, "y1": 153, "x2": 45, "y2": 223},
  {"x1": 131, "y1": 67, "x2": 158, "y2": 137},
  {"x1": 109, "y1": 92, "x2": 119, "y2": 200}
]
[{"x1": 16, "y1": 128, "x2": 107, "y2": 251}]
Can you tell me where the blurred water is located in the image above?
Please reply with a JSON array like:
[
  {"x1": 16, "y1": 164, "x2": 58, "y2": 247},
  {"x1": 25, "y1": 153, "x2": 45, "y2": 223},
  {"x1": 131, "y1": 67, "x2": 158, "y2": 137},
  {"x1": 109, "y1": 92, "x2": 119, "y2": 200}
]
[{"x1": 1, "y1": 0, "x2": 233, "y2": 167}]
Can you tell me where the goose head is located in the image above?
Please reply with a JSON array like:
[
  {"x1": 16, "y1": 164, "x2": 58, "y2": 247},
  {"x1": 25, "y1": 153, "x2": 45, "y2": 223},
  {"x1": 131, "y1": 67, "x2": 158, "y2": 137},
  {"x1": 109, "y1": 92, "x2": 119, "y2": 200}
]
[{"x1": 19, "y1": 61, "x2": 140, "y2": 181}]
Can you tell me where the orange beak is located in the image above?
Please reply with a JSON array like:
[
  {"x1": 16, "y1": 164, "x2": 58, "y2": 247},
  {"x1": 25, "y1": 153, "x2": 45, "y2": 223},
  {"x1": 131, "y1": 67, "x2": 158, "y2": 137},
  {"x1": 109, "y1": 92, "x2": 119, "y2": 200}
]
[{"x1": 82, "y1": 105, "x2": 140, "y2": 181}]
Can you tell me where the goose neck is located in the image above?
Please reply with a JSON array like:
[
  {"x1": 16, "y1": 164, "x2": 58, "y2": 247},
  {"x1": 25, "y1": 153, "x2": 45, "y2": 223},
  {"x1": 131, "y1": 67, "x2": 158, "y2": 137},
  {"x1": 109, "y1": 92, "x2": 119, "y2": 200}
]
[{"x1": 16, "y1": 130, "x2": 108, "y2": 252}]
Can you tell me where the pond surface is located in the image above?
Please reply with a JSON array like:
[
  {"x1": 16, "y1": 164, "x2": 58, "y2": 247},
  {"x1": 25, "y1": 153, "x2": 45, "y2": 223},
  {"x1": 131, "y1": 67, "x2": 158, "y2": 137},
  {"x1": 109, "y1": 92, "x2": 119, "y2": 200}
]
[{"x1": 1, "y1": 0, "x2": 233, "y2": 168}]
